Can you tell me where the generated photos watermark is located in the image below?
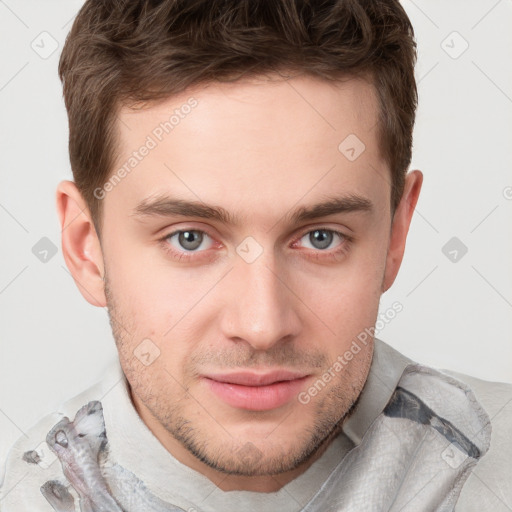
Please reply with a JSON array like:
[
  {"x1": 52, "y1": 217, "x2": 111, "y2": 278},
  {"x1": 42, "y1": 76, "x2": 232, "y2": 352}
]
[
  {"x1": 298, "y1": 301, "x2": 403, "y2": 404},
  {"x1": 93, "y1": 97, "x2": 198, "y2": 200}
]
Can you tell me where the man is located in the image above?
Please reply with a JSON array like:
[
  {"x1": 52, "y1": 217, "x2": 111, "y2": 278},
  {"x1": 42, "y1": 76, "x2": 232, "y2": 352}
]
[{"x1": 0, "y1": 0, "x2": 510, "y2": 510}]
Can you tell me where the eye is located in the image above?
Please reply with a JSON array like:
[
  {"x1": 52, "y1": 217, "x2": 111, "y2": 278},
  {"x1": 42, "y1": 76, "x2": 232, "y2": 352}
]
[
  {"x1": 159, "y1": 226, "x2": 351, "y2": 263},
  {"x1": 298, "y1": 229, "x2": 347, "y2": 251},
  {"x1": 165, "y1": 230, "x2": 213, "y2": 252}
]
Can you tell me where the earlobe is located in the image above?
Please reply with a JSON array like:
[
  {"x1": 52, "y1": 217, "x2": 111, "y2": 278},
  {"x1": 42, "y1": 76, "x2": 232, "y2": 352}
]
[
  {"x1": 381, "y1": 170, "x2": 423, "y2": 293},
  {"x1": 56, "y1": 180, "x2": 106, "y2": 307}
]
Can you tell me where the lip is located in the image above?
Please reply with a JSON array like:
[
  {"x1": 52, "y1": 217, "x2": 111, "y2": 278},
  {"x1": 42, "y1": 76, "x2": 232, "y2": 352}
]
[
  {"x1": 203, "y1": 370, "x2": 309, "y2": 386},
  {"x1": 202, "y1": 370, "x2": 310, "y2": 411}
]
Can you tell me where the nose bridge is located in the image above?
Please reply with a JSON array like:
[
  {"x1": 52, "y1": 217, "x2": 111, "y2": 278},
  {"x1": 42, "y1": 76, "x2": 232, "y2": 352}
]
[{"x1": 221, "y1": 250, "x2": 300, "y2": 350}]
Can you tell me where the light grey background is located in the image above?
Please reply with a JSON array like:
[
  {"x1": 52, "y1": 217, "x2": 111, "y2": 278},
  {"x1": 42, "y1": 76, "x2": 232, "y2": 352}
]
[{"x1": 1, "y1": 0, "x2": 511, "y2": 484}]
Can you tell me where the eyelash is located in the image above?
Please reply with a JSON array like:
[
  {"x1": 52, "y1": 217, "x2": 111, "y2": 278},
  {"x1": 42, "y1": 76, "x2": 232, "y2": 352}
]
[{"x1": 158, "y1": 227, "x2": 353, "y2": 262}]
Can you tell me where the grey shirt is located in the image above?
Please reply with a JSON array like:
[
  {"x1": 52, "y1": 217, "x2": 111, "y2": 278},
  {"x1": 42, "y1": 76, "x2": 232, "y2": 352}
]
[{"x1": 1, "y1": 338, "x2": 510, "y2": 511}]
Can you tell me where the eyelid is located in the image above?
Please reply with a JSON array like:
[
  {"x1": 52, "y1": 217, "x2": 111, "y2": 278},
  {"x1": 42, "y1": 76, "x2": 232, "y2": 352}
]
[
  {"x1": 159, "y1": 225, "x2": 353, "y2": 262},
  {"x1": 300, "y1": 224, "x2": 345, "y2": 236},
  {"x1": 293, "y1": 226, "x2": 352, "y2": 248},
  {"x1": 160, "y1": 225, "x2": 351, "y2": 244},
  {"x1": 160, "y1": 227, "x2": 218, "y2": 249}
]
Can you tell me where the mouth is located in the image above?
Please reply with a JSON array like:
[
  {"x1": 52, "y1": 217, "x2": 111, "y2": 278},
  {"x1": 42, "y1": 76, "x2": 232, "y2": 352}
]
[{"x1": 201, "y1": 370, "x2": 311, "y2": 411}]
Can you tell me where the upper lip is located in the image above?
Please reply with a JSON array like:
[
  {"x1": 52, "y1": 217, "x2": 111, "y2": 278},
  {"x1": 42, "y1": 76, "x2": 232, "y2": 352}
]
[{"x1": 203, "y1": 370, "x2": 310, "y2": 386}]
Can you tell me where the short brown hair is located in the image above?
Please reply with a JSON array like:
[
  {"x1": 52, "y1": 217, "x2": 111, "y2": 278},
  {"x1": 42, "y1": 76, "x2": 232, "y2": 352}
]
[{"x1": 59, "y1": 0, "x2": 417, "y2": 235}]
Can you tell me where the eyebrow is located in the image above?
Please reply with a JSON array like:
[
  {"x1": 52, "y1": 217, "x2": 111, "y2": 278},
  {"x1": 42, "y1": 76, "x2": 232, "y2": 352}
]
[{"x1": 131, "y1": 193, "x2": 373, "y2": 226}]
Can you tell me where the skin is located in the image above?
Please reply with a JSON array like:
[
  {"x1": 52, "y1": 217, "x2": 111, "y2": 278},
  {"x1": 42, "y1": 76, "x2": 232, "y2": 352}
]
[{"x1": 56, "y1": 73, "x2": 422, "y2": 493}]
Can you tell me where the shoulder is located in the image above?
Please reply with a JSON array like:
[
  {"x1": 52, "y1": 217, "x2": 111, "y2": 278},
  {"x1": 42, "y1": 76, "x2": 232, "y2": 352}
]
[
  {"x1": 441, "y1": 370, "x2": 512, "y2": 511},
  {"x1": 375, "y1": 340, "x2": 512, "y2": 510},
  {"x1": 0, "y1": 360, "x2": 121, "y2": 511}
]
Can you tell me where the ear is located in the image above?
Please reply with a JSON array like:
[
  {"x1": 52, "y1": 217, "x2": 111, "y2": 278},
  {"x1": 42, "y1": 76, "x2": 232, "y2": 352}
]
[
  {"x1": 56, "y1": 180, "x2": 106, "y2": 307},
  {"x1": 382, "y1": 170, "x2": 423, "y2": 293}
]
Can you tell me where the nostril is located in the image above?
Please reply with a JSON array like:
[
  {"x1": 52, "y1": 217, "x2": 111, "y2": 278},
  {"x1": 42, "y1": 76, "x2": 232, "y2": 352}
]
[{"x1": 55, "y1": 430, "x2": 68, "y2": 447}]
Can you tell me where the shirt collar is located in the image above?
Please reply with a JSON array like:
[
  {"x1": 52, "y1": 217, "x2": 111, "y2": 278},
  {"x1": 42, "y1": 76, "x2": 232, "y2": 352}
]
[{"x1": 341, "y1": 337, "x2": 413, "y2": 446}]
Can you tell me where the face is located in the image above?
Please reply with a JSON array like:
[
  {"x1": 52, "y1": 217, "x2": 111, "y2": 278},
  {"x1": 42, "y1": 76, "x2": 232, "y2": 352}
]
[{"x1": 97, "y1": 73, "x2": 396, "y2": 489}]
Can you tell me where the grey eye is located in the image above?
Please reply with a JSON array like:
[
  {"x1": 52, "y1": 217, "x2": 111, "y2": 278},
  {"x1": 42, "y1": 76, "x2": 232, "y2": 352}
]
[
  {"x1": 167, "y1": 230, "x2": 210, "y2": 252},
  {"x1": 55, "y1": 430, "x2": 68, "y2": 447},
  {"x1": 178, "y1": 231, "x2": 203, "y2": 251},
  {"x1": 163, "y1": 228, "x2": 215, "y2": 257},
  {"x1": 308, "y1": 229, "x2": 334, "y2": 250}
]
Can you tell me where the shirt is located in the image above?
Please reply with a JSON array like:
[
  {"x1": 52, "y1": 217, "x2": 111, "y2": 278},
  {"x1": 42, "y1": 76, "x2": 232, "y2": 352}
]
[{"x1": 1, "y1": 338, "x2": 511, "y2": 511}]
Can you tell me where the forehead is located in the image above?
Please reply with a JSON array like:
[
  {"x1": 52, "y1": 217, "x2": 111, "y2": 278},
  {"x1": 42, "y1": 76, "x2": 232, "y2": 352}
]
[
  {"x1": 106, "y1": 74, "x2": 388, "y2": 227},
  {"x1": 119, "y1": 73, "x2": 379, "y2": 146}
]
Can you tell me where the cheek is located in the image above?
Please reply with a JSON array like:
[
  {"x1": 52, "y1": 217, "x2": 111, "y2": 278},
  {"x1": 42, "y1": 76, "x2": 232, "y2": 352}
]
[
  {"x1": 103, "y1": 249, "x2": 178, "y2": 335},
  {"x1": 292, "y1": 246, "x2": 385, "y2": 360},
  {"x1": 299, "y1": 248, "x2": 385, "y2": 320}
]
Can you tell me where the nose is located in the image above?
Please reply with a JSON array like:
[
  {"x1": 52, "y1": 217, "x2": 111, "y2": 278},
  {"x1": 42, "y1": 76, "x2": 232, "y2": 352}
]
[{"x1": 219, "y1": 252, "x2": 302, "y2": 352}]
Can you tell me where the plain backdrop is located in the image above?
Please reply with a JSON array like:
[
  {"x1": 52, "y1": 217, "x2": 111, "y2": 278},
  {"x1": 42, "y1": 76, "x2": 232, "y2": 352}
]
[{"x1": 1, "y1": 0, "x2": 511, "y2": 483}]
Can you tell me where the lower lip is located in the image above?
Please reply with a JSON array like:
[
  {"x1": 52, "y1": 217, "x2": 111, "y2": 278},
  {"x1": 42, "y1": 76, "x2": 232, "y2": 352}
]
[{"x1": 204, "y1": 376, "x2": 310, "y2": 411}]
